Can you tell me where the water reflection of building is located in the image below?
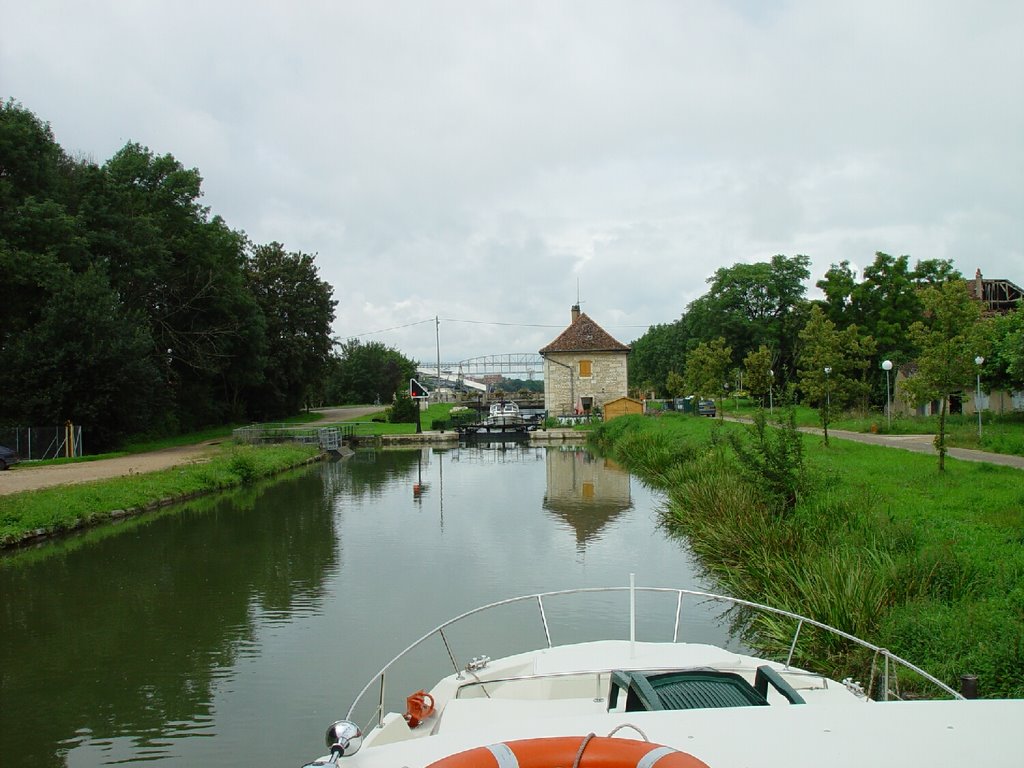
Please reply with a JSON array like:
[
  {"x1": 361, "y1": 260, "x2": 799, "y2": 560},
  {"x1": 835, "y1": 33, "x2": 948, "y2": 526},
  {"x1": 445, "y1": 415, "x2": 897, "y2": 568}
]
[{"x1": 543, "y1": 449, "x2": 632, "y2": 547}]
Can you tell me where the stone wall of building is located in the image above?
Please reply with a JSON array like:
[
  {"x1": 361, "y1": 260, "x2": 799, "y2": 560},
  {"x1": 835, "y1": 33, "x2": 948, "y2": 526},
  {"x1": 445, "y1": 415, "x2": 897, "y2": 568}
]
[{"x1": 543, "y1": 351, "x2": 628, "y2": 415}]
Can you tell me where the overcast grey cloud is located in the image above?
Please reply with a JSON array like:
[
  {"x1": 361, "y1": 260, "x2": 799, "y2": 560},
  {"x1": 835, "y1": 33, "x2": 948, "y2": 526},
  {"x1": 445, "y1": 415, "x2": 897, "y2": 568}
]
[{"x1": 3, "y1": 1, "x2": 1021, "y2": 364}]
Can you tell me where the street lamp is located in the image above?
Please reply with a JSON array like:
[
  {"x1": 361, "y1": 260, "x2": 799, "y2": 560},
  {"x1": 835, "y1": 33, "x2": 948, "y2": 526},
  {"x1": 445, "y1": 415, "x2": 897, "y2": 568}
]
[
  {"x1": 881, "y1": 360, "x2": 893, "y2": 430},
  {"x1": 768, "y1": 369, "x2": 774, "y2": 415},
  {"x1": 823, "y1": 366, "x2": 832, "y2": 445},
  {"x1": 975, "y1": 356, "x2": 985, "y2": 441}
]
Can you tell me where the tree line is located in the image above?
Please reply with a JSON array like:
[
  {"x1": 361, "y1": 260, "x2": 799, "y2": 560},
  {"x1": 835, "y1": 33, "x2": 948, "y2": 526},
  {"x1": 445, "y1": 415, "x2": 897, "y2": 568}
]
[
  {"x1": 629, "y1": 252, "x2": 1024, "y2": 459},
  {"x1": 0, "y1": 101, "x2": 338, "y2": 449}
]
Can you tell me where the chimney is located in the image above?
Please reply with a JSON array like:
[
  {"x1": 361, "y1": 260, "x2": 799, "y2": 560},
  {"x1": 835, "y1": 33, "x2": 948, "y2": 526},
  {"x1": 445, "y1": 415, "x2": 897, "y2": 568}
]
[{"x1": 571, "y1": 304, "x2": 581, "y2": 323}]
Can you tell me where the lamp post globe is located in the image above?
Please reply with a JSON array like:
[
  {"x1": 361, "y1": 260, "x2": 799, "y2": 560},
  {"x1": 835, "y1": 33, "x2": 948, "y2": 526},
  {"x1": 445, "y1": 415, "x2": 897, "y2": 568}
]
[
  {"x1": 974, "y1": 356, "x2": 985, "y2": 440},
  {"x1": 881, "y1": 360, "x2": 893, "y2": 430},
  {"x1": 822, "y1": 367, "x2": 832, "y2": 445}
]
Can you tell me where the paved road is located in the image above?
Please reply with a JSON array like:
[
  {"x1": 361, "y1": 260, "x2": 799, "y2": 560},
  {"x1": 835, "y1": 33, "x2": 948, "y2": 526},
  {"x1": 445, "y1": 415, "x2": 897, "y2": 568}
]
[
  {"x1": 743, "y1": 418, "x2": 1024, "y2": 470},
  {"x1": 0, "y1": 405, "x2": 386, "y2": 496}
]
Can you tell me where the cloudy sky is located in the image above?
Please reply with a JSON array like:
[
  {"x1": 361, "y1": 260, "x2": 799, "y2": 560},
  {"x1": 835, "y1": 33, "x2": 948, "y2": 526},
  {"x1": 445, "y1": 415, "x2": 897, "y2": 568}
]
[{"x1": 3, "y1": 1, "x2": 1022, "y2": 365}]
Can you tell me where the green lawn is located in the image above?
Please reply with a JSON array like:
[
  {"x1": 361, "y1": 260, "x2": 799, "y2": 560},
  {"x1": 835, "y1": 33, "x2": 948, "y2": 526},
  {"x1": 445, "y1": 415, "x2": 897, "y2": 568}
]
[{"x1": 324, "y1": 402, "x2": 461, "y2": 434}]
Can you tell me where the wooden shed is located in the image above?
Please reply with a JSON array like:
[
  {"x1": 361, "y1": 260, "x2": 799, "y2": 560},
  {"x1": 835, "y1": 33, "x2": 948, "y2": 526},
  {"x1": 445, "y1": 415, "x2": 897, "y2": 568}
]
[{"x1": 602, "y1": 396, "x2": 643, "y2": 421}]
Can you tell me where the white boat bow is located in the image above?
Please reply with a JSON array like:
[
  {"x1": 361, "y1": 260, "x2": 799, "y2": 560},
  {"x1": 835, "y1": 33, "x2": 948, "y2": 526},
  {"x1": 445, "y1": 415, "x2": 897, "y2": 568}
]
[{"x1": 301, "y1": 584, "x2": 1024, "y2": 767}]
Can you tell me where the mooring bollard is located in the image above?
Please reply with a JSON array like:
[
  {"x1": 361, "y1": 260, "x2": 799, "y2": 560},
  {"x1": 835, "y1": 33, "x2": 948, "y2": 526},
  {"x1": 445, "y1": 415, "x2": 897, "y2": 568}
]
[{"x1": 960, "y1": 674, "x2": 978, "y2": 699}]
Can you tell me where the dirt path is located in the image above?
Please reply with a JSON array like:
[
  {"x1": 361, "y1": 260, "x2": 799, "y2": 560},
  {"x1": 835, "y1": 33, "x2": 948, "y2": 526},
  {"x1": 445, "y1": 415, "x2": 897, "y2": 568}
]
[{"x1": 0, "y1": 406, "x2": 385, "y2": 496}]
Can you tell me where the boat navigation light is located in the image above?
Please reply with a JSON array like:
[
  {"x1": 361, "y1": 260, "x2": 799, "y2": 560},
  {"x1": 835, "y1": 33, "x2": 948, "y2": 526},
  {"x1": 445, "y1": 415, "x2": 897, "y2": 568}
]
[{"x1": 326, "y1": 720, "x2": 362, "y2": 758}]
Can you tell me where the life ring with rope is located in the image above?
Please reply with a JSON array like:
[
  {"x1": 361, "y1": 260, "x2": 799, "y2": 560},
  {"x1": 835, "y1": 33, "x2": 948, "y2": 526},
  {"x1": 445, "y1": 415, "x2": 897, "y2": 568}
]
[{"x1": 424, "y1": 734, "x2": 710, "y2": 768}]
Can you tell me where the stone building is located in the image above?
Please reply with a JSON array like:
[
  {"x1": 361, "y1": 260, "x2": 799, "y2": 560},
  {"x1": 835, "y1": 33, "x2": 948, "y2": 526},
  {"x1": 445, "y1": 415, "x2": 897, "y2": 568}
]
[
  {"x1": 539, "y1": 306, "x2": 630, "y2": 416},
  {"x1": 973, "y1": 269, "x2": 1024, "y2": 315}
]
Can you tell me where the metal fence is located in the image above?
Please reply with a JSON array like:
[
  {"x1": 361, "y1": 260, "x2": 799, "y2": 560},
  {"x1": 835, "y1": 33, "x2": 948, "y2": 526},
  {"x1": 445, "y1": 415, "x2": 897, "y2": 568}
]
[
  {"x1": 0, "y1": 425, "x2": 84, "y2": 461},
  {"x1": 231, "y1": 423, "x2": 355, "y2": 450}
]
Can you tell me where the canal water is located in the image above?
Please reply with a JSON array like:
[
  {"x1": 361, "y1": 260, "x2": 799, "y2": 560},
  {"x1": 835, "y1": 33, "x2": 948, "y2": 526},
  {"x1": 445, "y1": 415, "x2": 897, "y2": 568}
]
[{"x1": 0, "y1": 444, "x2": 731, "y2": 767}]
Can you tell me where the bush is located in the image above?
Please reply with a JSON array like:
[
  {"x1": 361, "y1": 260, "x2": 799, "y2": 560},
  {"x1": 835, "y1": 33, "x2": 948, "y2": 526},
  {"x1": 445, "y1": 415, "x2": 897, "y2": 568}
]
[
  {"x1": 388, "y1": 390, "x2": 419, "y2": 424},
  {"x1": 728, "y1": 408, "x2": 806, "y2": 512},
  {"x1": 228, "y1": 447, "x2": 270, "y2": 484}
]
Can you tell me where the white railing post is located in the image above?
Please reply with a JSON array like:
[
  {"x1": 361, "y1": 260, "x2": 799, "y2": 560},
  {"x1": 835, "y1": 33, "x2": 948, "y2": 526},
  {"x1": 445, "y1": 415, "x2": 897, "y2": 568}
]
[{"x1": 629, "y1": 573, "x2": 636, "y2": 657}]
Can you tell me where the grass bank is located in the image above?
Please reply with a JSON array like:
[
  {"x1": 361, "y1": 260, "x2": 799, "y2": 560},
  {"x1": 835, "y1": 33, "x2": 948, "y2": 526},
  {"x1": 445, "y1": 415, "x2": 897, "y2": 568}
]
[
  {"x1": 589, "y1": 413, "x2": 1024, "y2": 699},
  {"x1": 331, "y1": 403, "x2": 471, "y2": 435},
  {"x1": 0, "y1": 443, "x2": 321, "y2": 548}
]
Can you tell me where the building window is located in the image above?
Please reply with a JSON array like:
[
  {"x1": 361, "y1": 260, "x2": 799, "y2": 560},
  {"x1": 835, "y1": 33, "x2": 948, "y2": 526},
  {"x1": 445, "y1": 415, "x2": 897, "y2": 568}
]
[{"x1": 578, "y1": 359, "x2": 592, "y2": 378}]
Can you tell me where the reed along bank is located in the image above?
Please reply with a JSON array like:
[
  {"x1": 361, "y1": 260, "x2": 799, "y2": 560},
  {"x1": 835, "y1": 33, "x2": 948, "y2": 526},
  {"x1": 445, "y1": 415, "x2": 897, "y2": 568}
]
[{"x1": 588, "y1": 413, "x2": 1024, "y2": 699}]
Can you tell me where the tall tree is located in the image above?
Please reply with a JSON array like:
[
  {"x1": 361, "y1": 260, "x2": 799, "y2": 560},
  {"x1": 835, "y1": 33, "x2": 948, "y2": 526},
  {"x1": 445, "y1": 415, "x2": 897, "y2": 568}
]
[
  {"x1": 0, "y1": 99, "x2": 66, "y2": 207},
  {"x1": 798, "y1": 306, "x2": 876, "y2": 445},
  {"x1": 684, "y1": 337, "x2": 732, "y2": 414},
  {"x1": 326, "y1": 339, "x2": 417, "y2": 405},
  {"x1": 689, "y1": 254, "x2": 811, "y2": 378},
  {"x1": 0, "y1": 101, "x2": 87, "y2": 345},
  {"x1": 903, "y1": 280, "x2": 990, "y2": 470},
  {"x1": 665, "y1": 370, "x2": 686, "y2": 399},
  {"x1": 988, "y1": 304, "x2": 1024, "y2": 392},
  {"x1": 87, "y1": 143, "x2": 264, "y2": 427},
  {"x1": 628, "y1": 320, "x2": 688, "y2": 397},
  {"x1": 0, "y1": 265, "x2": 161, "y2": 447},
  {"x1": 743, "y1": 344, "x2": 775, "y2": 407},
  {"x1": 815, "y1": 260, "x2": 859, "y2": 328},
  {"x1": 816, "y1": 253, "x2": 963, "y2": 395},
  {"x1": 245, "y1": 242, "x2": 337, "y2": 418},
  {"x1": 853, "y1": 253, "x2": 931, "y2": 364},
  {"x1": 912, "y1": 258, "x2": 961, "y2": 285},
  {"x1": 1, "y1": 102, "x2": 340, "y2": 447}
]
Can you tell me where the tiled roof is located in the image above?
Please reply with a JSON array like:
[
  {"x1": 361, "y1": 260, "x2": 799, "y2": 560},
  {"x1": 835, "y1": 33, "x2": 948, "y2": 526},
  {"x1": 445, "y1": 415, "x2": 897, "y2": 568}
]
[{"x1": 539, "y1": 312, "x2": 631, "y2": 354}]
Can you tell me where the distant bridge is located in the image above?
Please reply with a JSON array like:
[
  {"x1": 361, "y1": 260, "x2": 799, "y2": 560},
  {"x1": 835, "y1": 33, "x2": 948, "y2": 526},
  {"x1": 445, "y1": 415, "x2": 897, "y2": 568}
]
[{"x1": 417, "y1": 353, "x2": 544, "y2": 392}]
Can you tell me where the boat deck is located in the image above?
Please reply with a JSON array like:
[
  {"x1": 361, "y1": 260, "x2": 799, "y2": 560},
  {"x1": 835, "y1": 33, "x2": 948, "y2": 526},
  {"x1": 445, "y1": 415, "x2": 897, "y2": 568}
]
[{"x1": 359, "y1": 698, "x2": 1024, "y2": 768}]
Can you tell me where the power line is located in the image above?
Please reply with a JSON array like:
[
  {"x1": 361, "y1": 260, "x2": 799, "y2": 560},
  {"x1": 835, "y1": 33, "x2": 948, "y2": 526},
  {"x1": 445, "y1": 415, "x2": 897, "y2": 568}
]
[
  {"x1": 342, "y1": 318, "x2": 435, "y2": 339},
  {"x1": 441, "y1": 317, "x2": 563, "y2": 328},
  {"x1": 443, "y1": 317, "x2": 660, "y2": 329},
  {"x1": 342, "y1": 315, "x2": 664, "y2": 340}
]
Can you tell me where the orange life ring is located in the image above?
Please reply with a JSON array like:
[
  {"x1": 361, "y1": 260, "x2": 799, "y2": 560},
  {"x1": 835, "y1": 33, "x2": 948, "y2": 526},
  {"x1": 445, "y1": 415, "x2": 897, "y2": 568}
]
[{"x1": 425, "y1": 735, "x2": 710, "y2": 768}]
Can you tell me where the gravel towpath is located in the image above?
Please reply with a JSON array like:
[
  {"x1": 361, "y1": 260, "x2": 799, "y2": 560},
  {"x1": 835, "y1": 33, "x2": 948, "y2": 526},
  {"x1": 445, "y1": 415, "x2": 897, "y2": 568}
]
[{"x1": 0, "y1": 406, "x2": 384, "y2": 496}]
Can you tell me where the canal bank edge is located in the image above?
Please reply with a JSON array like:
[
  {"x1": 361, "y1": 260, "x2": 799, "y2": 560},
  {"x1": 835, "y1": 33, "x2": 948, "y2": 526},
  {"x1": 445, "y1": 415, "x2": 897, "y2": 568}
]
[
  {"x1": 0, "y1": 447, "x2": 325, "y2": 551},
  {"x1": 1, "y1": 432, "x2": 588, "y2": 550}
]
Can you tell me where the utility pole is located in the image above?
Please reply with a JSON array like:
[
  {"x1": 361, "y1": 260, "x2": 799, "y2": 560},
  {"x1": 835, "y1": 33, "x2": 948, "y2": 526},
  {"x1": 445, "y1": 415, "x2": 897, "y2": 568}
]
[{"x1": 436, "y1": 316, "x2": 441, "y2": 400}]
